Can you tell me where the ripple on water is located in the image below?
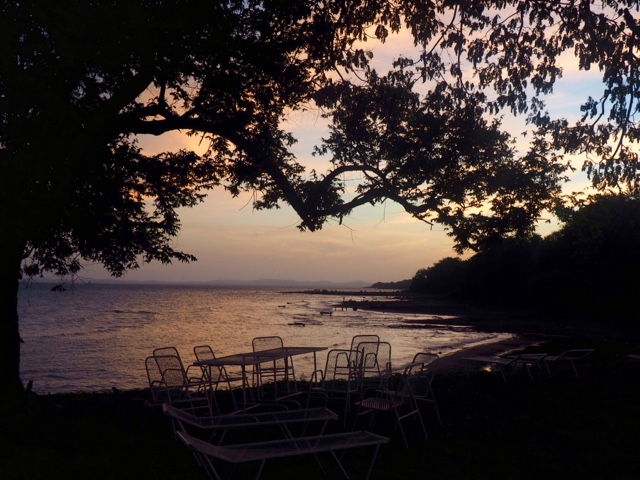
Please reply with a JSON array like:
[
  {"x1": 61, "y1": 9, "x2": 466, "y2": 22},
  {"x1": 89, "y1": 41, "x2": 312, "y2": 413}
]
[{"x1": 18, "y1": 284, "x2": 509, "y2": 394}]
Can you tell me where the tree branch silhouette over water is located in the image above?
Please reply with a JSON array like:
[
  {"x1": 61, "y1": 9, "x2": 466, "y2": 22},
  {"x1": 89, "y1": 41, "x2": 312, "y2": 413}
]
[{"x1": 2, "y1": 1, "x2": 640, "y2": 399}]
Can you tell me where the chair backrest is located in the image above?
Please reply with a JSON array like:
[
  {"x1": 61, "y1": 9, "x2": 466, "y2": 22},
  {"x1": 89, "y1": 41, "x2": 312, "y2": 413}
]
[
  {"x1": 146, "y1": 354, "x2": 195, "y2": 407},
  {"x1": 350, "y1": 335, "x2": 380, "y2": 351},
  {"x1": 253, "y1": 336, "x2": 288, "y2": 370},
  {"x1": 356, "y1": 341, "x2": 392, "y2": 378},
  {"x1": 153, "y1": 346, "x2": 181, "y2": 358},
  {"x1": 193, "y1": 345, "x2": 216, "y2": 362},
  {"x1": 409, "y1": 352, "x2": 439, "y2": 381},
  {"x1": 145, "y1": 356, "x2": 164, "y2": 401},
  {"x1": 398, "y1": 373, "x2": 430, "y2": 415},
  {"x1": 146, "y1": 355, "x2": 161, "y2": 381},
  {"x1": 153, "y1": 354, "x2": 189, "y2": 387},
  {"x1": 401, "y1": 362, "x2": 433, "y2": 397},
  {"x1": 412, "y1": 352, "x2": 439, "y2": 368},
  {"x1": 193, "y1": 345, "x2": 219, "y2": 385},
  {"x1": 252, "y1": 336, "x2": 284, "y2": 351},
  {"x1": 153, "y1": 347, "x2": 195, "y2": 384},
  {"x1": 322, "y1": 349, "x2": 362, "y2": 386}
]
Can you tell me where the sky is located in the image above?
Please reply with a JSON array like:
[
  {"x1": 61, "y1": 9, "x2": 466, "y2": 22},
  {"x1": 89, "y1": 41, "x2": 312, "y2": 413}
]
[{"x1": 84, "y1": 28, "x2": 603, "y2": 285}]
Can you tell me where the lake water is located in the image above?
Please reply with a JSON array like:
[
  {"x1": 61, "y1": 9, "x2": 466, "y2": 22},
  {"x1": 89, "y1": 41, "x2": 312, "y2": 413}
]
[{"x1": 18, "y1": 282, "x2": 509, "y2": 394}]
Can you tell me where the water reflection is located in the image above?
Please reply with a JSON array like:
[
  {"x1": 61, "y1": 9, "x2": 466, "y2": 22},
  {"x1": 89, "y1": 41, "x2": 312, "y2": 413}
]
[{"x1": 18, "y1": 283, "x2": 508, "y2": 394}]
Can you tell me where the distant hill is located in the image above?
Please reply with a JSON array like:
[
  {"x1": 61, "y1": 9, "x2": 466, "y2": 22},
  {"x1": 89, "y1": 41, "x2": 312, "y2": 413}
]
[
  {"x1": 77, "y1": 278, "x2": 372, "y2": 289},
  {"x1": 204, "y1": 279, "x2": 371, "y2": 289},
  {"x1": 369, "y1": 279, "x2": 411, "y2": 290}
]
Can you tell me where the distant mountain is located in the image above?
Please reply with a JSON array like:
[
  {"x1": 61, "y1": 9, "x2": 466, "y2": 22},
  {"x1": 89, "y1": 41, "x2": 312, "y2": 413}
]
[
  {"x1": 204, "y1": 279, "x2": 371, "y2": 288},
  {"x1": 81, "y1": 278, "x2": 372, "y2": 288}
]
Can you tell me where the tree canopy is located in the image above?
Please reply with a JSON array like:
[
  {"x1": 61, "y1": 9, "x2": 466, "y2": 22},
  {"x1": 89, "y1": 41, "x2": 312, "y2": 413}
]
[
  {"x1": 409, "y1": 194, "x2": 640, "y2": 317},
  {"x1": 314, "y1": 0, "x2": 640, "y2": 251},
  {"x1": 2, "y1": 0, "x2": 639, "y2": 396}
]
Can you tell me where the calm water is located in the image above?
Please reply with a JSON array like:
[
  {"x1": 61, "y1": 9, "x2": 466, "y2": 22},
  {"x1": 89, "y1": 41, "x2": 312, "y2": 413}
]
[{"x1": 18, "y1": 282, "x2": 509, "y2": 394}]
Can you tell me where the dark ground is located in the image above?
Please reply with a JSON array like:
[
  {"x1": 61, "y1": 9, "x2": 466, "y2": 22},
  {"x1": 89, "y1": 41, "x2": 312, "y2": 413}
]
[{"x1": 2, "y1": 330, "x2": 640, "y2": 480}]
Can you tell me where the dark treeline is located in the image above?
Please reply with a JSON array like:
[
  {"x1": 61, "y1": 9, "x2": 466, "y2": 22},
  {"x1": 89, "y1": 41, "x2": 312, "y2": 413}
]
[
  {"x1": 370, "y1": 279, "x2": 412, "y2": 289},
  {"x1": 409, "y1": 194, "x2": 640, "y2": 319}
]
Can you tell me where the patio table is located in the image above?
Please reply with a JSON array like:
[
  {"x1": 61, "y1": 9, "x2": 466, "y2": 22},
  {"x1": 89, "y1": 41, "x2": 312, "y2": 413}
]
[{"x1": 194, "y1": 346, "x2": 327, "y2": 411}]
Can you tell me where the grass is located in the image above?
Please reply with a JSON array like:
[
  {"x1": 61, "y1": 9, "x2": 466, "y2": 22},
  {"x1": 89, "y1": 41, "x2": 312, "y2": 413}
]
[{"x1": 3, "y1": 339, "x2": 640, "y2": 479}]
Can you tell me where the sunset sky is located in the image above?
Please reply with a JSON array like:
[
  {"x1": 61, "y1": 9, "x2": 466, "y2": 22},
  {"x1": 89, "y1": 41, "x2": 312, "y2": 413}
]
[{"x1": 85, "y1": 30, "x2": 601, "y2": 285}]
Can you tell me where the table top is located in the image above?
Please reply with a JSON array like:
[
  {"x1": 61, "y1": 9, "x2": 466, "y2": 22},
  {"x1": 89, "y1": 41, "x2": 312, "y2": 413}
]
[
  {"x1": 165, "y1": 404, "x2": 338, "y2": 430},
  {"x1": 194, "y1": 346, "x2": 327, "y2": 367}
]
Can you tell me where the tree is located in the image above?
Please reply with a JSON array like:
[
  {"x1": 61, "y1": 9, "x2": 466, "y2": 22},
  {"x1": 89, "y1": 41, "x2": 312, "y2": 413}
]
[
  {"x1": 409, "y1": 195, "x2": 640, "y2": 313},
  {"x1": 537, "y1": 194, "x2": 640, "y2": 314},
  {"x1": 2, "y1": 1, "x2": 639, "y2": 399},
  {"x1": 314, "y1": 0, "x2": 640, "y2": 251},
  {"x1": 0, "y1": 0, "x2": 397, "y2": 399},
  {"x1": 462, "y1": 236, "x2": 543, "y2": 305},
  {"x1": 409, "y1": 258, "x2": 466, "y2": 295}
]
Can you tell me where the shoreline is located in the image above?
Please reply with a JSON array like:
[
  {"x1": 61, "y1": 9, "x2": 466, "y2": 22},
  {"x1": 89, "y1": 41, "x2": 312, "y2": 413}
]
[
  {"x1": 8, "y1": 297, "x2": 640, "y2": 479},
  {"x1": 8, "y1": 338, "x2": 640, "y2": 480},
  {"x1": 330, "y1": 294, "x2": 640, "y2": 344},
  {"x1": 307, "y1": 291, "x2": 640, "y2": 373},
  {"x1": 434, "y1": 333, "x2": 543, "y2": 374}
]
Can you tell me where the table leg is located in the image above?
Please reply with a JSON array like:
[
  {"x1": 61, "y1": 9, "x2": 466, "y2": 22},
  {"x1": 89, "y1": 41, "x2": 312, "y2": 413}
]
[
  {"x1": 274, "y1": 359, "x2": 279, "y2": 399},
  {"x1": 240, "y1": 364, "x2": 247, "y2": 413}
]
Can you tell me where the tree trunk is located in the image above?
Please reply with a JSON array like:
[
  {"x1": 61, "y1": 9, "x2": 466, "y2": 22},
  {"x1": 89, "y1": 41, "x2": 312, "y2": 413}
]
[{"x1": 0, "y1": 241, "x2": 26, "y2": 403}]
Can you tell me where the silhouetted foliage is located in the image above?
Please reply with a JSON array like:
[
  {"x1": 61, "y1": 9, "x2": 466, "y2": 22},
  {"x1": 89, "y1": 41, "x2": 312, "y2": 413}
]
[
  {"x1": 3, "y1": 1, "x2": 640, "y2": 396},
  {"x1": 370, "y1": 279, "x2": 412, "y2": 289},
  {"x1": 409, "y1": 258, "x2": 466, "y2": 296},
  {"x1": 463, "y1": 236, "x2": 543, "y2": 306},
  {"x1": 315, "y1": 1, "x2": 640, "y2": 252},
  {"x1": 536, "y1": 194, "x2": 640, "y2": 315},
  {"x1": 410, "y1": 195, "x2": 640, "y2": 317}
]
